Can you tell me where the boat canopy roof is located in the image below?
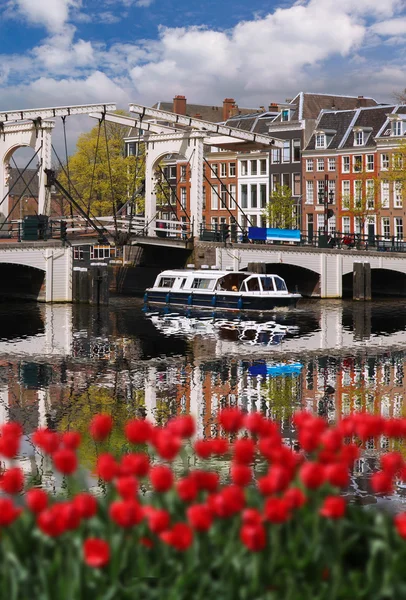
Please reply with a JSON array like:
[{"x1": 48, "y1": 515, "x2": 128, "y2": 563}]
[{"x1": 154, "y1": 269, "x2": 284, "y2": 279}]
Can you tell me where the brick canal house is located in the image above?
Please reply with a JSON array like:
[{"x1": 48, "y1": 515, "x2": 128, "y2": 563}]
[{"x1": 302, "y1": 104, "x2": 406, "y2": 241}]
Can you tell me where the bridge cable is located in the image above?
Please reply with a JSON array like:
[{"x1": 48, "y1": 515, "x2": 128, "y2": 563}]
[
  {"x1": 103, "y1": 115, "x2": 119, "y2": 242},
  {"x1": 0, "y1": 164, "x2": 41, "y2": 233},
  {"x1": 157, "y1": 164, "x2": 192, "y2": 224},
  {"x1": 11, "y1": 156, "x2": 39, "y2": 206},
  {"x1": 61, "y1": 116, "x2": 73, "y2": 220},
  {"x1": 86, "y1": 117, "x2": 102, "y2": 219},
  {"x1": 0, "y1": 145, "x2": 43, "y2": 211},
  {"x1": 51, "y1": 144, "x2": 112, "y2": 241},
  {"x1": 127, "y1": 116, "x2": 145, "y2": 236},
  {"x1": 203, "y1": 157, "x2": 253, "y2": 230}
]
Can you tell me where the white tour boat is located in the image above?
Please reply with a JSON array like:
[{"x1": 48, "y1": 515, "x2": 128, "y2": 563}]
[{"x1": 144, "y1": 268, "x2": 301, "y2": 312}]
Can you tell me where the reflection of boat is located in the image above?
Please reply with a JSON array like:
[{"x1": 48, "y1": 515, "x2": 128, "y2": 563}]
[
  {"x1": 147, "y1": 313, "x2": 299, "y2": 347},
  {"x1": 249, "y1": 362, "x2": 303, "y2": 376},
  {"x1": 145, "y1": 269, "x2": 301, "y2": 312}
]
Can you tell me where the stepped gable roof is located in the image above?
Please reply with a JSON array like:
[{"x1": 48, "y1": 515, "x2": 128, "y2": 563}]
[
  {"x1": 8, "y1": 168, "x2": 39, "y2": 197},
  {"x1": 305, "y1": 110, "x2": 356, "y2": 150},
  {"x1": 341, "y1": 105, "x2": 395, "y2": 149}
]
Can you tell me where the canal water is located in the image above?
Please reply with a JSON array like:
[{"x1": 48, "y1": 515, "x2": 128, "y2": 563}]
[{"x1": 3, "y1": 297, "x2": 406, "y2": 508}]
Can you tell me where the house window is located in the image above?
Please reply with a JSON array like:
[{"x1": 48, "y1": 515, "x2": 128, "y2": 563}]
[
  {"x1": 354, "y1": 131, "x2": 364, "y2": 146},
  {"x1": 229, "y1": 162, "x2": 236, "y2": 177},
  {"x1": 220, "y1": 184, "x2": 227, "y2": 208},
  {"x1": 328, "y1": 215, "x2": 336, "y2": 235},
  {"x1": 202, "y1": 186, "x2": 206, "y2": 210},
  {"x1": 353, "y1": 155, "x2": 363, "y2": 172},
  {"x1": 393, "y1": 153, "x2": 403, "y2": 170},
  {"x1": 381, "y1": 154, "x2": 389, "y2": 170},
  {"x1": 240, "y1": 161, "x2": 248, "y2": 176},
  {"x1": 305, "y1": 180, "x2": 314, "y2": 204},
  {"x1": 250, "y1": 185, "x2": 258, "y2": 208},
  {"x1": 271, "y1": 174, "x2": 279, "y2": 191},
  {"x1": 395, "y1": 217, "x2": 403, "y2": 238},
  {"x1": 315, "y1": 134, "x2": 325, "y2": 149},
  {"x1": 342, "y1": 180, "x2": 350, "y2": 210},
  {"x1": 366, "y1": 155, "x2": 374, "y2": 172},
  {"x1": 317, "y1": 214, "x2": 324, "y2": 232},
  {"x1": 282, "y1": 173, "x2": 290, "y2": 188},
  {"x1": 260, "y1": 159, "x2": 267, "y2": 175},
  {"x1": 293, "y1": 173, "x2": 301, "y2": 196},
  {"x1": 394, "y1": 181, "x2": 403, "y2": 208},
  {"x1": 342, "y1": 216, "x2": 350, "y2": 233},
  {"x1": 317, "y1": 180, "x2": 325, "y2": 204},
  {"x1": 328, "y1": 179, "x2": 336, "y2": 204},
  {"x1": 381, "y1": 180, "x2": 390, "y2": 208},
  {"x1": 220, "y1": 163, "x2": 227, "y2": 178},
  {"x1": 354, "y1": 180, "x2": 362, "y2": 208},
  {"x1": 229, "y1": 184, "x2": 236, "y2": 210},
  {"x1": 180, "y1": 187, "x2": 187, "y2": 208},
  {"x1": 91, "y1": 246, "x2": 111, "y2": 260},
  {"x1": 211, "y1": 185, "x2": 218, "y2": 209},
  {"x1": 306, "y1": 159, "x2": 314, "y2": 172},
  {"x1": 73, "y1": 247, "x2": 84, "y2": 260},
  {"x1": 260, "y1": 184, "x2": 267, "y2": 208},
  {"x1": 211, "y1": 217, "x2": 218, "y2": 227},
  {"x1": 392, "y1": 121, "x2": 402, "y2": 136},
  {"x1": 180, "y1": 165, "x2": 187, "y2": 182},
  {"x1": 282, "y1": 141, "x2": 291, "y2": 162},
  {"x1": 328, "y1": 158, "x2": 336, "y2": 171},
  {"x1": 281, "y1": 109, "x2": 290, "y2": 122},
  {"x1": 382, "y1": 217, "x2": 390, "y2": 239},
  {"x1": 169, "y1": 166, "x2": 176, "y2": 179},
  {"x1": 211, "y1": 163, "x2": 218, "y2": 178},
  {"x1": 317, "y1": 158, "x2": 324, "y2": 172},
  {"x1": 271, "y1": 148, "x2": 281, "y2": 164},
  {"x1": 250, "y1": 215, "x2": 257, "y2": 227},
  {"x1": 342, "y1": 156, "x2": 350, "y2": 173},
  {"x1": 293, "y1": 139, "x2": 301, "y2": 162},
  {"x1": 241, "y1": 184, "x2": 248, "y2": 208},
  {"x1": 250, "y1": 160, "x2": 258, "y2": 176},
  {"x1": 355, "y1": 217, "x2": 361, "y2": 234},
  {"x1": 366, "y1": 180, "x2": 375, "y2": 209}
]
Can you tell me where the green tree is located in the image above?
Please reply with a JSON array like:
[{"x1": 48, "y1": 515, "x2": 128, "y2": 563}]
[
  {"x1": 262, "y1": 184, "x2": 297, "y2": 229},
  {"x1": 59, "y1": 113, "x2": 145, "y2": 217}
]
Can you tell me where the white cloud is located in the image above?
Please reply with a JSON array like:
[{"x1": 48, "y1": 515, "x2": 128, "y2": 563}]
[
  {"x1": 6, "y1": 0, "x2": 81, "y2": 32},
  {"x1": 371, "y1": 17, "x2": 406, "y2": 36}
]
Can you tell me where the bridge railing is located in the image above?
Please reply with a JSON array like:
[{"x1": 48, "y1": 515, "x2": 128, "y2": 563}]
[
  {"x1": 199, "y1": 225, "x2": 406, "y2": 252},
  {"x1": 154, "y1": 218, "x2": 192, "y2": 240}
]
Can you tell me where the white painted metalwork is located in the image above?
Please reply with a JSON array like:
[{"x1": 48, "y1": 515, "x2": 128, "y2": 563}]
[{"x1": 0, "y1": 104, "x2": 116, "y2": 123}]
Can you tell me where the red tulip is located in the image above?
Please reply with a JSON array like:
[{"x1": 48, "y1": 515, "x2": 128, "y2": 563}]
[
  {"x1": 32, "y1": 428, "x2": 60, "y2": 454},
  {"x1": 371, "y1": 471, "x2": 394, "y2": 495},
  {"x1": 231, "y1": 463, "x2": 252, "y2": 487},
  {"x1": 240, "y1": 523, "x2": 266, "y2": 552},
  {"x1": 167, "y1": 415, "x2": 195, "y2": 438},
  {"x1": 89, "y1": 414, "x2": 113, "y2": 441},
  {"x1": 264, "y1": 497, "x2": 290, "y2": 523},
  {"x1": 120, "y1": 453, "x2": 150, "y2": 477},
  {"x1": 96, "y1": 454, "x2": 118, "y2": 482},
  {"x1": 150, "y1": 465, "x2": 174, "y2": 492},
  {"x1": 233, "y1": 438, "x2": 255, "y2": 464},
  {"x1": 124, "y1": 419, "x2": 153, "y2": 444},
  {"x1": 115, "y1": 475, "x2": 138, "y2": 500},
  {"x1": 26, "y1": 489, "x2": 48, "y2": 514},
  {"x1": 62, "y1": 431, "x2": 81, "y2": 450},
  {"x1": 0, "y1": 498, "x2": 21, "y2": 526},
  {"x1": 319, "y1": 496, "x2": 346, "y2": 519},
  {"x1": 299, "y1": 462, "x2": 325, "y2": 489},
  {"x1": 53, "y1": 449, "x2": 78, "y2": 475},
  {"x1": 83, "y1": 538, "x2": 110, "y2": 568},
  {"x1": 0, "y1": 467, "x2": 24, "y2": 494},
  {"x1": 147, "y1": 508, "x2": 170, "y2": 534},
  {"x1": 187, "y1": 504, "x2": 213, "y2": 531},
  {"x1": 394, "y1": 513, "x2": 406, "y2": 539},
  {"x1": 73, "y1": 493, "x2": 97, "y2": 519},
  {"x1": 109, "y1": 500, "x2": 143, "y2": 528},
  {"x1": 219, "y1": 407, "x2": 244, "y2": 433},
  {"x1": 176, "y1": 477, "x2": 198, "y2": 502}
]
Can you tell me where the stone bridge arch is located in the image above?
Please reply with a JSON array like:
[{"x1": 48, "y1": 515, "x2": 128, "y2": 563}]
[{"x1": 343, "y1": 267, "x2": 406, "y2": 298}]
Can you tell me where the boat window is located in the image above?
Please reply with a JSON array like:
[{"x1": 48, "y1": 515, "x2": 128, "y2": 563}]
[
  {"x1": 246, "y1": 277, "x2": 261, "y2": 292},
  {"x1": 179, "y1": 278, "x2": 188, "y2": 289},
  {"x1": 261, "y1": 277, "x2": 275, "y2": 291},
  {"x1": 158, "y1": 277, "x2": 176, "y2": 288},
  {"x1": 274, "y1": 277, "x2": 287, "y2": 291},
  {"x1": 191, "y1": 278, "x2": 215, "y2": 290}
]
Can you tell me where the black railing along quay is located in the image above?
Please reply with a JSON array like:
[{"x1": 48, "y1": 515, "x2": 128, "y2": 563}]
[{"x1": 199, "y1": 225, "x2": 406, "y2": 253}]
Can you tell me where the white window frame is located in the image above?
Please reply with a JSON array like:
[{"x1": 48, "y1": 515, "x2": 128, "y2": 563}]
[
  {"x1": 354, "y1": 180, "x2": 362, "y2": 208},
  {"x1": 392, "y1": 121, "x2": 402, "y2": 137},
  {"x1": 250, "y1": 160, "x2": 258, "y2": 176},
  {"x1": 229, "y1": 184, "x2": 236, "y2": 210},
  {"x1": 281, "y1": 109, "x2": 290, "y2": 122},
  {"x1": 317, "y1": 180, "x2": 325, "y2": 205},
  {"x1": 381, "y1": 180, "x2": 390, "y2": 208},
  {"x1": 366, "y1": 155, "x2": 374, "y2": 172},
  {"x1": 394, "y1": 181, "x2": 403, "y2": 208},
  {"x1": 220, "y1": 163, "x2": 227, "y2": 178},
  {"x1": 180, "y1": 187, "x2": 187, "y2": 208},
  {"x1": 240, "y1": 184, "x2": 248, "y2": 209},
  {"x1": 395, "y1": 217, "x2": 403, "y2": 239},
  {"x1": 342, "y1": 180, "x2": 350, "y2": 210},
  {"x1": 180, "y1": 165, "x2": 187, "y2": 182},
  {"x1": 354, "y1": 131, "x2": 364, "y2": 146},
  {"x1": 315, "y1": 134, "x2": 326, "y2": 149},
  {"x1": 259, "y1": 159, "x2": 267, "y2": 175},
  {"x1": 342, "y1": 216, "x2": 350, "y2": 234},
  {"x1": 229, "y1": 162, "x2": 236, "y2": 177},
  {"x1": 381, "y1": 154, "x2": 389, "y2": 170},
  {"x1": 328, "y1": 179, "x2": 336, "y2": 204},
  {"x1": 342, "y1": 156, "x2": 350, "y2": 173},
  {"x1": 240, "y1": 161, "x2": 248, "y2": 176},
  {"x1": 381, "y1": 217, "x2": 390, "y2": 239},
  {"x1": 305, "y1": 180, "x2": 314, "y2": 205},
  {"x1": 317, "y1": 158, "x2": 324, "y2": 172},
  {"x1": 328, "y1": 158, "x2": 336, "y2": 172},
  {"x1": 366, "y1": 180, "x2": 375, "y2": 209},
  {"x1": 211, "y1": 185, "x2": 218, "y2": 210},
  {"x1": 282, "y1": 141, "x2": 290, "y2": 163},
  {"x1": 306, "y1": 159, "x2": 314, "y2": 172},
  {"x1": 353, "y1": 155, "x2": 363, "y2": 173}
]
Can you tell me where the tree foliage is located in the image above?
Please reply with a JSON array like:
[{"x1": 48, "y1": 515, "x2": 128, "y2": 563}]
[
  {"x1": 59, "y1": 114, "x2": 145, "y2": 217},
  {"x1": 340, "y1": 167, "x2": 382, "y2": 232},
  {"x1": 262, "y1": 184, "x2": 297, "y2": 229}
]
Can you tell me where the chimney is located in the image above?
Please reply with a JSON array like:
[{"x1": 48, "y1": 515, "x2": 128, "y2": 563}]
[
  {"x1": 194, "y1": 113, "x2": 202, "y2": 119},
  {"x1": 269, "y1": 102, "x2": 279, "y2": 112},
  {"x1": 223, "y1": 98, "x2": 235, "y2": 121},
  {"x1": 173, "y1": 95, "x2": 187, "y2": 115},
  {"x1": 357, "y1": 95, "x2": 367, "y2": 107},
  {"x1": 259, "y1": 106, "x2": 265, "y2": 112}
]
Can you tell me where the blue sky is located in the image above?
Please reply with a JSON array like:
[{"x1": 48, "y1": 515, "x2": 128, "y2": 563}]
[{"x1": 0, "y1": 0, "x2": 406, "y2": 152}]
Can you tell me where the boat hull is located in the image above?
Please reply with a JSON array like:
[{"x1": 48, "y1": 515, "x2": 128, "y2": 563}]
[{"x1": 144, "y1": 291, "x2": 300, "y2": 311}]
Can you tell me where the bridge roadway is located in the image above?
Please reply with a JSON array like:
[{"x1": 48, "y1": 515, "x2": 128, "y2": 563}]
[{"x1": 195, "y1": 241, "x2": 406, "y2": 298}]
